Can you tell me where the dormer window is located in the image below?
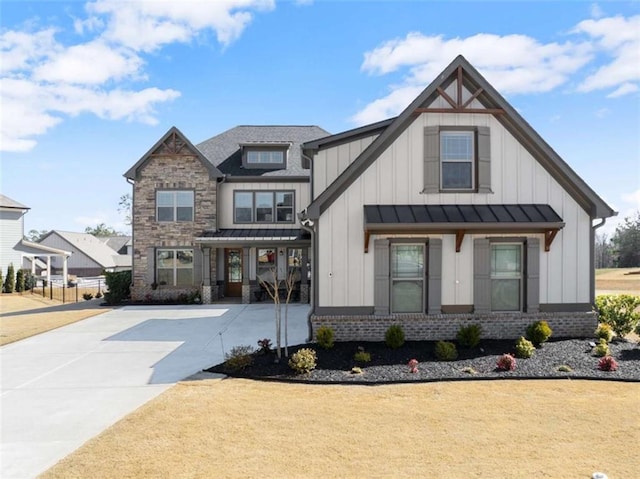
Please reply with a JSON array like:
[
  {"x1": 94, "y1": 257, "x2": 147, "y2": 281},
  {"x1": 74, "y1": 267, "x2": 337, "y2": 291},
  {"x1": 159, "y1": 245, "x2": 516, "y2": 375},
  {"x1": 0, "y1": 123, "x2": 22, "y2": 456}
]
[{"x1": 241, "y1": 144, "x2": 288, "y2": 169}]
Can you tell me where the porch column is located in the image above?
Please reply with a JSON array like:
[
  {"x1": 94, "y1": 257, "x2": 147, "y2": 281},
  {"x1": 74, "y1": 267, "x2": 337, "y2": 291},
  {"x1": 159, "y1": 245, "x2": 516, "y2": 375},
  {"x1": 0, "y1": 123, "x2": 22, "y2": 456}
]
[
  {"x1": 46, "y1": 256, "x2": 51, "y2": 283},
  {"x1": 62, "y1": 255, "x2": 68, "y2": 285},
  {"x1": 242, "y1": 247, "x2": 250, "y2": 304},
  {"x1": 202, "y1": 247, "x2": 212, "y2": 304},
  {"x1": 31, "y1": 257, "x2": 36, "y2": 275},
  {"x1": 300, "y1": 248, "x2": 309, "y2": 303}
]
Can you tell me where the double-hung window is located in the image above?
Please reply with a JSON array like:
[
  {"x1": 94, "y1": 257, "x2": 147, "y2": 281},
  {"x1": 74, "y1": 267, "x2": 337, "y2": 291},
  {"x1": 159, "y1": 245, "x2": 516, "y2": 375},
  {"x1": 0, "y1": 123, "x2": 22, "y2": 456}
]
[
  {"x1": 440, "y1": 130, "x2": 474, "y2": 190},
  {"x1": 157, "y1": 190, "x2": 194, "y2": 222},
  {"x1": 234, "y1": 191, "x2": 294, "y2": 224},
  {"x1": 156, "y1": 249, "x2": 193, "y2": 286},
  {"x1": 390, "y1": 244, "x2": 425, "y2": 313},
  {"x1": 490, "y1": 243, "x2": 522, "y2": 311}
]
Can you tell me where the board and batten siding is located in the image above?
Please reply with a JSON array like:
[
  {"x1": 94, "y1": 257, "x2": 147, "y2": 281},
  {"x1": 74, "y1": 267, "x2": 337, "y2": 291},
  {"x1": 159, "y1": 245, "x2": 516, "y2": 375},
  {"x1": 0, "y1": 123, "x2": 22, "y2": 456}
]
[
  {"x1": 317, "y1": 112, "x2": 591, "y2": 308},
  {"x1": 312, "y1": 134, "x2": 379, "y2": 200},
  {"x1": 40, "y1": 234, "x2": 103, "y2": 270},
  {"x1": 0, "y1": 210, "x2": 25, "y2": 273},
  {"x1": 218, "y1": 181, "x2": 310, "y2": 229}
]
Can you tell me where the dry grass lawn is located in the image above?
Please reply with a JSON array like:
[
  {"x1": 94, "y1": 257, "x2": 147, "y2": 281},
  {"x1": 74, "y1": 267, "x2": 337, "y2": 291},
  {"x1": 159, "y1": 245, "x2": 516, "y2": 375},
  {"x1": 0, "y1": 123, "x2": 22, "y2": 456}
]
[
  {"x1": 596, "y1": 267, "x2": 640, "y2": 295},
  {"x1": 0, "y1": 294, "x2": 109, "y2": 346},
  {"x1": 41, "y1": 378, "x2": 640, "y2": 479}
]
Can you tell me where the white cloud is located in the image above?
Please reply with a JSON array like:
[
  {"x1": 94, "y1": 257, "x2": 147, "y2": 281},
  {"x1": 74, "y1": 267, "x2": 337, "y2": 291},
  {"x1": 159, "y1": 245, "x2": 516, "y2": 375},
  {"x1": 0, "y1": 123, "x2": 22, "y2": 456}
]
[
  {"x1": 595, "y1": 107, "x2": 610, "y2": 118},
  {"x1": 622, "y1": 189, "x2": 640, "y2": 209},
  {"x1": 607, "y1": 83, "x2": 639, "y2": 98},
  {"x1": 590, "y1": 3, "x2": 604, "y2": 19},
  {"x1": 0, "y1": 28, "x2": 59, "y2": 73}
]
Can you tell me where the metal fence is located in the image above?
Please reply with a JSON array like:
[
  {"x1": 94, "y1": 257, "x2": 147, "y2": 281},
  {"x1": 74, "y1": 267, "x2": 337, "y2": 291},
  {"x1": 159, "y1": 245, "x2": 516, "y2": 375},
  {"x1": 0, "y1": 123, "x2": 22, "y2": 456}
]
[{"x1": 29, "y1": 276, "x2": 107, "y2": 304}]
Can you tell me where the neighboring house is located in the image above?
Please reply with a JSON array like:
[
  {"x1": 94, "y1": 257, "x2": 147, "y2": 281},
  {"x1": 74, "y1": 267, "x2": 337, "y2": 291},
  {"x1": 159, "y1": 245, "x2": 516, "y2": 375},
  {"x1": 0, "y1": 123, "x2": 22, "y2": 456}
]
[
  {"x1": 99, "y1": 236, "x2": 132, "y2": 256},
  {"x1": 300, "y1": 56, "x2": 616, "y2": 341},
  {"x1": 0, "y1": 194, "x2": 70, "y2": 282},
  {"x1": 124, "y1": 125, "x2": 329, "y2": 303},
  {"x1": 39, "y1": 230, "x2": 132, "y2": 277}
]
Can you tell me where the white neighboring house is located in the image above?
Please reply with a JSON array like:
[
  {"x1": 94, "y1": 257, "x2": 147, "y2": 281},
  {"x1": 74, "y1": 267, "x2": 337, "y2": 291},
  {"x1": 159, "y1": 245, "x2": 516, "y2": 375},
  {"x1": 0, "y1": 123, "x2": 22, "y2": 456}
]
[
  {"x1": 0, "y1": 194, "x2": 71, "y2": 283},
  {"x1": 39, "y1": 231, "x2": 132, "y2": 277}
]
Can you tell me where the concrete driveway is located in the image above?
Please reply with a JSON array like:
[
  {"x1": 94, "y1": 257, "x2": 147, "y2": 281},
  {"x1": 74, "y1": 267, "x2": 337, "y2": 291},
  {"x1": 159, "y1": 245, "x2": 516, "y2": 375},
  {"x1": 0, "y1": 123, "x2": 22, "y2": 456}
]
[{"x1": 1, "y1": 303, "x2": 309, "y2": 479}]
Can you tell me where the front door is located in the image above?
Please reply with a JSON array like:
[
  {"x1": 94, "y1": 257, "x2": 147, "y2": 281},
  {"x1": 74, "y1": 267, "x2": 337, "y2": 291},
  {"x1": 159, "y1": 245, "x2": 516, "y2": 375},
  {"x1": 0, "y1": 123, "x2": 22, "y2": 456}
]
[{"x1": 225, "y1": 248, "x2": 243, "y2": 297}]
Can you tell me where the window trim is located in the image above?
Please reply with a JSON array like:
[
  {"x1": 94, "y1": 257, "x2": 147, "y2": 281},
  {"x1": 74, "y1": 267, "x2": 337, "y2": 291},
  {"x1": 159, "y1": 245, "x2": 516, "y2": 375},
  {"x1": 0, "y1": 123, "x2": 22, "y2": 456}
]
[
  {"x1": 440, "y1": 129, "x2": 475, "y2": 192},
  {"x1": 389, "y1": 241, "x2": 426, "y2": 314},
  {"x1": 242, "y1": 145, "x2": 288, "y2": 169},
  {"x1": 156, "y1": 248, "x2": 194, "y2": 286},
  {"x1": 489, "y1": 241, "x2": 524, "y2": 312},
  {"x1": 233, "y1": 190, "x2": 295, "y2": 225},
  {"x1": 156, "y1": 189, "x2": 194, "y2": 223}
]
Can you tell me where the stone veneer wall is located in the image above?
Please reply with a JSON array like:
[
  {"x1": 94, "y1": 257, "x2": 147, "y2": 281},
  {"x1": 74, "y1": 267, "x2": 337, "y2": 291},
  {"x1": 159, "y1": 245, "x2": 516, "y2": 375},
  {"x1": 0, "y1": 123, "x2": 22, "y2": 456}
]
[
  {"x1": 131, "y1": 154, "x2": 217, "y2": 301},
  {"x1": 311, "y1": 312, "x2": 598, "y2": 342}
]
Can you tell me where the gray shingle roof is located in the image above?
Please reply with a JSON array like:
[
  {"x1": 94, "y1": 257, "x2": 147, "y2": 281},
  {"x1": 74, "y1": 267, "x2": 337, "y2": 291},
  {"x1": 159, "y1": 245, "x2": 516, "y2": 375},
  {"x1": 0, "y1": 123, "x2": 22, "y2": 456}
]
[
  {"x1": 0, "y1": 194, "x2": 29, "y2": 210},
  {"x1": 196, "y1": 126, "x2": 330, "y2": 177},
  {"x1": 40, "y1": 231, "x2": 131, "y2": 269}
]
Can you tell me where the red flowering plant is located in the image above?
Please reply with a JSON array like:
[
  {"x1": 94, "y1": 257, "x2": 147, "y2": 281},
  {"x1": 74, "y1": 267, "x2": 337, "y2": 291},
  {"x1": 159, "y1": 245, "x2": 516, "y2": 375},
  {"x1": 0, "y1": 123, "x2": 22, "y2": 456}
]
[
  {"x1": 496, "y1": 353, "x2": 517, "y2": 371},
  {"x1": 408, "y1": 359, "x2": 419, "y2": 373},
  {"x1": 598, "y1": 355, "x2": 618, "y2": 372}
]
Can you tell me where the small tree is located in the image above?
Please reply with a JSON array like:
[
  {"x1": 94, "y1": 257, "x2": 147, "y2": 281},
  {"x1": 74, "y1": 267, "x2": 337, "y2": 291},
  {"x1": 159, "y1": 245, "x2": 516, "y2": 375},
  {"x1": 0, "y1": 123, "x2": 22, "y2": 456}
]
[
  {"x1": 282, "y1": 266, "x2": 300, "y2": 358},
  {"x1": 259, "y1": 267, "x2": 283, "y2": 361},
  {"x1": 3, "y1": 263, "x2": 15, "y2": 293},
  {"x1": 15, "y1": 269, "x2": 25, "y2": 293}
]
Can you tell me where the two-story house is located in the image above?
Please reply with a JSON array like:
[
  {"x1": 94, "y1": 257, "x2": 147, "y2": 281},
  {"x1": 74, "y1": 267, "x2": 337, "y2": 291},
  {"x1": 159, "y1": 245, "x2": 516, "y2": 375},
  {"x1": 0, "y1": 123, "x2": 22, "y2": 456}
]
[
  {"x1": 124, "y1": 125, "x2": 328, "y2": 303},
  {"x1": 300, "y1": 55, "x2": 616, "y2": 340}
]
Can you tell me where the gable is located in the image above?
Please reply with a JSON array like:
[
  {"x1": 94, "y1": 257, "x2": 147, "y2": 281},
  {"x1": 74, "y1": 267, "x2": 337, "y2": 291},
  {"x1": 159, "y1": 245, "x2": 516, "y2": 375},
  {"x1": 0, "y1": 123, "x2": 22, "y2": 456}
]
[
  {"x1": 305, "y1": 55, "x2": 615, "y2": 221},
  {"x1": 124, "y1": 126, "x2": 222, "y2": 181}
]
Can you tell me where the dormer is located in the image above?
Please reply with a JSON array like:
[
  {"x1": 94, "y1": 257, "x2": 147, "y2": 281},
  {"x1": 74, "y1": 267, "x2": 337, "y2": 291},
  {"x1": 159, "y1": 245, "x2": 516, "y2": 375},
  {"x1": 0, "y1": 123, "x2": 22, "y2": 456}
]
[{"x1": 240, "y1": 142, "x2": 291, "y2": 169}]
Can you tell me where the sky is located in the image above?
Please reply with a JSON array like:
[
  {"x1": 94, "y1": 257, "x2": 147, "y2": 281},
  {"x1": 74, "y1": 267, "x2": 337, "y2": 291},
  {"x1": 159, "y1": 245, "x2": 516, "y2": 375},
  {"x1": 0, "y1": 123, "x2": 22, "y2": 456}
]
[{"x1": 1, "y1": 0, "x2": 638, "y2": 239}]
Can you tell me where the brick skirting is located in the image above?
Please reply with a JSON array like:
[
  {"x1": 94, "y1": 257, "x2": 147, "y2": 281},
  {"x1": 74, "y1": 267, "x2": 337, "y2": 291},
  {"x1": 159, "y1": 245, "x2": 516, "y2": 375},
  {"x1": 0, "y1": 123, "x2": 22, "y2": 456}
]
[{"x1": 311, "y1": 311, "x2": 598, "y2": 342}]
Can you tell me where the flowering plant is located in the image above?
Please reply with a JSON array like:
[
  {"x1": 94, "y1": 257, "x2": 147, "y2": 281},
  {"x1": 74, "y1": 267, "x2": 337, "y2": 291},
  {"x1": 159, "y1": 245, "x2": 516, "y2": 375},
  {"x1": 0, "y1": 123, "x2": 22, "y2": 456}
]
[
  {"x1": 496, "y1": 353, "x2": 516, "y2": 371},
  {"x1": 408, "y1": 359, "x2": 419, "y2": 373},
  {"x1": 598, "y1": 355, "x2": 618, "y2": 372}
]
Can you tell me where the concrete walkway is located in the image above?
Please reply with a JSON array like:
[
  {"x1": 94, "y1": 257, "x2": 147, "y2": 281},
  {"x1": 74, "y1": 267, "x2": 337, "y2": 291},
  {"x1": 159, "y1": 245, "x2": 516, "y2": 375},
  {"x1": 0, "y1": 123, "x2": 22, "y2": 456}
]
[{"x1": 1, "y1": 303, "x2": 309, "y2": 478}]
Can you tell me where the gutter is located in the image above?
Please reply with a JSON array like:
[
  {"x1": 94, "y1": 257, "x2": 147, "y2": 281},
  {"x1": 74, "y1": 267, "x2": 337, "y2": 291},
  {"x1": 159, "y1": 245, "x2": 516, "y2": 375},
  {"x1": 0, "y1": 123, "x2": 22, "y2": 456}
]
[{"x1": 298, "y1": 209, "x2": 315, "y2": 342}]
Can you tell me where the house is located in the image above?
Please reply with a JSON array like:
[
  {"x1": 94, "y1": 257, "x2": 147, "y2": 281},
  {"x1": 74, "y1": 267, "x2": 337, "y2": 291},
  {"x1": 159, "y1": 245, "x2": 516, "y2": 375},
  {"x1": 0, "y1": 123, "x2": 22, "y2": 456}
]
[
  {"x1": 300, "y1": 55, "x2": 616, "y2": 340},
  {"x1": 124, "y1": 125, "x2": 329, "y2": 303},
  {"x1": 0, "y1": 194, "x2": 70, "y2": 283},
  {"x1": 38, "y1": 230, "x2": 132, "y2": 277},
  {"x1": 99, "y1": 236, "x2": 132, "y2": 256}
]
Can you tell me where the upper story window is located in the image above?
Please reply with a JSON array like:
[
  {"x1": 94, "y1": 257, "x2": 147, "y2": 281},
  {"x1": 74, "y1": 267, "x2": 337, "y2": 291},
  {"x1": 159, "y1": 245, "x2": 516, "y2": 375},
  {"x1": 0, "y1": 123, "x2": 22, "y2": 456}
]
[
  {"x1": 157, "y1": 190, "x2": 194, "y2": 222},
  {"x1": 234, "y1": 191, "x2": 294, "y2": 224},
  {"x1": 440, "y1": 131, "x2": 474, "y2": 190},
  {"x1": 242, "y1": 145, "x2": 288, "y2": 169}
]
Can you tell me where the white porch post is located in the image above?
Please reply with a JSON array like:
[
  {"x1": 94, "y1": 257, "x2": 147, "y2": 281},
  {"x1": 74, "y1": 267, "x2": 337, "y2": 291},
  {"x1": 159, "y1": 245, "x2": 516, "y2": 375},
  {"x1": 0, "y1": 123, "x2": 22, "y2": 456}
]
[
  {"x1": 31, "y1": 257, "x2": 36, "y2": 275},
  {"x1": 46, "y1": 256, "x2": 51, "y2": 282},
  {"x1": 62, "y1": 255, "x2": 68, "y2": 284}
]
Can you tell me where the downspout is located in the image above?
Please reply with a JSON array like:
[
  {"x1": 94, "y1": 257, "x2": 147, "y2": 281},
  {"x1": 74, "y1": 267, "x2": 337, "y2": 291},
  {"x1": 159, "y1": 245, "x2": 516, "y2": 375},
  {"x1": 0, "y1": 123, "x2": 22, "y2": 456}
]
[
  {"x1": 591, "y1": 217, "x2": 607, "y2": 307},
  {"x1": 299, "y1": 211, "x2": 315, "y2": 342}
]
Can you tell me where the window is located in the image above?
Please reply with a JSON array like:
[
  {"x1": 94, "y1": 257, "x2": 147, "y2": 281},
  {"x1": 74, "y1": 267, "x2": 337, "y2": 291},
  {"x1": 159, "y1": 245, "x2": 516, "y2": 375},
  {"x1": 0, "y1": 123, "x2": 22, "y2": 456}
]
[
  {"x1": 490, "y1": 243, "x2": 522, "y2": 311},
  {"x1": 233, "y1": 191, "x2": 294, "y2": 224},
  {"x1": 157, "y1": 190, "x2": 194, "y2": 222},
  {"x1": 440, "y1": 130, "x2": 474, "y2": 190},
  {"x1": 390, "y1": 244, "x2": 425, "y2": 313},
  {"x1": 257, "y1": 248, "x2": 277, "y2": 283},
  {"x1": 156, "y1": 249, "x2": 193, "y2": 286},
  {"x1": 247, "y1": 150, "x2": 284, "y2": 164},
  {"x1": 243, "y1": 147, "x2": 287, "y2": 169}
]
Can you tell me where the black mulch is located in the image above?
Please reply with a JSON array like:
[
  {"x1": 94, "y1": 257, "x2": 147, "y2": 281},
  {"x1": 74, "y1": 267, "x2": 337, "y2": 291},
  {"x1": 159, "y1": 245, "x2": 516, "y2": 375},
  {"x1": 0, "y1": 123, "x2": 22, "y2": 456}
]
[{"x1": 206, "y1": 338, "x2": 640, "y2": 384}]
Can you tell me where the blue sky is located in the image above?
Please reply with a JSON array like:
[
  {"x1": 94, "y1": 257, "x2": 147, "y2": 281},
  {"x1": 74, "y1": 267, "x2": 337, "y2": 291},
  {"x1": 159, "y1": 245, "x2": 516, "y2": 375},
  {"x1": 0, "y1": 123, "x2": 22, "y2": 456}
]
[{"x1": 1, "y1": 0, "x2": 638, "y2": 238}]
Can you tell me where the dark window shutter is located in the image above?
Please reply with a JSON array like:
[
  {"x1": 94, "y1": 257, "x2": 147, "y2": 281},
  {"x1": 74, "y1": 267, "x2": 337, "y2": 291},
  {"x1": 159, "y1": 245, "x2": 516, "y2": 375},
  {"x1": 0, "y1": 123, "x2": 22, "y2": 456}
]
[
  {"x1": 423, "y1": 126, "x2": 440, "y2": 193},
  {"x1": 374, "y1": 239, "x2": 390, "y2": 315},
  {"x1": 526, "y1": 238, "x2": 540, "y2": 313},
  {"x1": 473, "y1": 238, "x2": 491, "y2": 313},
  {"x1": 193, "y1": 247, "x2": 203, "y2": 285},
  {"x1": 427, "y1": 238, "x2": 442, "y2": 314},
  {"x1": 146, "y1": 247, "x2": 155, "y2": 285},
  {"x1": 477, "y1": 126, "x2": 492, "y2": 193}
]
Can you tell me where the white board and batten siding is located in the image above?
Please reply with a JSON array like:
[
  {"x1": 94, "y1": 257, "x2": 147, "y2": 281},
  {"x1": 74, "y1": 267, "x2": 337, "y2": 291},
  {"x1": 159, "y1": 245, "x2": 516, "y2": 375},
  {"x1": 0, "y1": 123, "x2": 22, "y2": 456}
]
[
  {"x1": 317, "y1": 109, "x2": 592, "y2": 308},
  {"x1": 0, "y1": 209, "x2": 25, "y2": 273},
  {"x1": 218, "y1": 181, "x2": 311, "y2": 229}
]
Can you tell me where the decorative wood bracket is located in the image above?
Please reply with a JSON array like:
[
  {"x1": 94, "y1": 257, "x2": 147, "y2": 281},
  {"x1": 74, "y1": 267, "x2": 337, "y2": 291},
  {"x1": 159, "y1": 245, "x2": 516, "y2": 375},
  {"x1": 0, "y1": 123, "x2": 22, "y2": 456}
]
[
  {"x1": 544, "y1": 229, "x2": 559, "y2": 252},
  {"x1": 455, "y1": 230, "x2": 465, "y2": 253},
  {"x1": 364, "y1": 230, "x2": 371, "y2": 253}
]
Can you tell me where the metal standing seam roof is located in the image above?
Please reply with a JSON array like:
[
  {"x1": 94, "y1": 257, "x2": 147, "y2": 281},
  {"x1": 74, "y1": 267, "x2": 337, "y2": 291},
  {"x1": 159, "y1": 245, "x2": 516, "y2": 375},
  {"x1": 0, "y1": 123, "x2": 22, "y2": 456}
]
[
  {"x1": 364, "y1": 204, "x2": 564, "y2": 226},
  {"x1": 197, "y1": 228, "x2": 309, "y2": 240}
]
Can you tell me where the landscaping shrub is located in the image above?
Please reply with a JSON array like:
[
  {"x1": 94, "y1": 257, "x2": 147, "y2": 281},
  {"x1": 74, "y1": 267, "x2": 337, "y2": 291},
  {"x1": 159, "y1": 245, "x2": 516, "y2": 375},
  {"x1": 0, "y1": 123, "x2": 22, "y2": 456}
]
[
  {"x1": 557, "y1": 365, "x2": 573, "y2": 372},
  {"x1": 407, "y1": 358, "x2": 419, "y2": 373},
  {"x1": 514, "y1": 336, "x2": 535, "y2": 359},
  {"x1": 316, "y1": 326, "x2": 335, "y2": 349},
  {"x1": 594, "y1": 323, "x2": 614, "y2": 343},
  {"x1": 351, "y1": 367, "x2": 363, "y2": 375},
  {"x1": 257, "y1": 338, "x2": 272, "y2": 354},
  {"x1": 598, "y1": 355, "x2": 618, "y2": 372},
  {"x1": 95, "y1": 291, "x2": 103, "y2": 299},
  {"x1": 593, "y1": 339, "x2": 610, "y2": 357},
  {"x1": 353, "y1": 350, "x2": 371, "y2": 363},
  {"x1": 104, "y1": 270, "x2": 131, "y2": 305},
  {"x1": 595, "y1": 294, "x2": 640, "y2": 338},
  {"x1": 526, "y1": 320, "x2": 553, "y2": 346},
  {"x1": 496, "y1": 353, "x2": 517, "y2": 371},
  {"x1": 0, "y1": 270, "x2": 3, "y2": 292},
  {"x1": 385, "y1": 324, "x2": 405, "y2": 349},
  {"x1": 288, "y1": 348, "x2": 317, "y2": 374},
  {"x1": 434, "y1": 341, "x2": 458, "y2": 361},
  {"x1": 83, "y1": 293, "x2": 94, "y2": 301},
  {"x1": 24, "y1": 271, "x2": 36, "y2": 290},
  {"x1": 3, "y1": 263, "x2": 15, "y2": 293},
  {"x1": 15, "y1": 269, "x2": 25, "y2": 293},
  {"x1": 225, "y1": 345, "x2": 254, "y2": 371},
  {"x1": 456, "y1": 323, "x2": 482, "y2": 348}
]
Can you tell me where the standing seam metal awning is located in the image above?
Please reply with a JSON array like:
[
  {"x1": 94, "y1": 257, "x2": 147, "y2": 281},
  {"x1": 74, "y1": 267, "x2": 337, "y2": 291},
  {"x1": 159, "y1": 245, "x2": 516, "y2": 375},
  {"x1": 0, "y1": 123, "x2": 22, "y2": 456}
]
[
  {"x1": 194, "y1": 228, "x2": 310, "y2": 245},
  {"x1": 363, "y1": 204, "x2": 564, "y2": 253}
]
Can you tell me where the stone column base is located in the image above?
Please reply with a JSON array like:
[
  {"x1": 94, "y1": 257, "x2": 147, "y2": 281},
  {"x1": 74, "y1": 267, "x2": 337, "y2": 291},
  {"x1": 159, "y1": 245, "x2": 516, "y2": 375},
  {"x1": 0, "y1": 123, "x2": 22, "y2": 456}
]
[
  {"x1": 201, "y1": 286, "x2": 212, "y2": 304},
  {"x1": 242, "y1": 284, "x2": 251, "y2": 304},
  {"x1": 299, "y1": 283, "x2": 309, "y2": 303}
]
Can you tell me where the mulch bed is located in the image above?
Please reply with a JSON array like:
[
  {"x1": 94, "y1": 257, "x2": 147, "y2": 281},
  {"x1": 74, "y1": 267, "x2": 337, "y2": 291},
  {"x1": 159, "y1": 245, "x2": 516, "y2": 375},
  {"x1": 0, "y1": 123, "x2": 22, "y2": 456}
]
[{"x1": 206, "y1": 338, "x2": 640, "y2": 384}]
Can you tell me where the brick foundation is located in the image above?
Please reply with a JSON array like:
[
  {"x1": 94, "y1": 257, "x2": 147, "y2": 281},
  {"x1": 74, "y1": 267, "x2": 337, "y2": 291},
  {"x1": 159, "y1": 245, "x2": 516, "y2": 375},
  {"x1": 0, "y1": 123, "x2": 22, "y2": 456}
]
[
  {"x1": 131, "y1": 286, "x2": 200, "y2": 303},
  {"x1": 311, "y1": 312, "x2": 598, "y2": 342}
]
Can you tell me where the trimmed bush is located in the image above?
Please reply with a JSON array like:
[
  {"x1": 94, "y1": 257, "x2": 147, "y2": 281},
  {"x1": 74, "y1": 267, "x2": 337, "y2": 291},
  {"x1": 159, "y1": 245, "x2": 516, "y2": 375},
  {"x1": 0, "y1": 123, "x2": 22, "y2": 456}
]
[
  {"x1": 288, "y1": 348, "x2": 317, "y2": 374},
  {"x1": 514, "y1": 336, "x2": 535, "y2": 359},
  {"x1": 456, "y1": 323, "x2": 482, "y2": 348},
  {"x1": 595, "y1": 294, "x2": 640, "y2": 338},
  {"x1": 526, "y1": 320, "x2": 553, "y2": 346},
  {"x1": 15, "y1": 269, "x2": 25, "y2": 293},
  {"x1": 257, "y1": 338, "x2": 272, "y2": 354},
  {"x1": 598, "y1": 355, "x2": 618, "y2": 372},
  {"x1": 316, "y1": 326, "x2": 335, "y2": 349},
  {"x1": 593, "y1": 338, "x2": 610, "y2": 357},
  {"x1": 82, "y1": 293, "x2": 94, "y2": 301},
  {"x1": 3, "y1": 263, "x2": 15, "y2": 293},
  {"x1": 434, "y1": 341, "x2": 458, "y2": 361},
  {"x1": 385, "y1": 324, "x2": 405, "y2": 349},
  {"x1": 496, "y1": 353, "x2": 517, "y2": 371},
  {"x1": 353, "y1": 350, "x2": 371, "y2": 363},
  {"x1": 225, "y1": 345, "x2": 254, "y2": 371},
  {"x1": 104, "y1": 270, "x2": 131, "y2": 305},
  {"x1": 95, "y1": 291, "x2": 103, "y2": 299},
  {"x1": 557, "y1": 365, "x2": 573, "y2": 373},
  {"x1": 595, "y1": 323, "x2": 614, "y2": 343}
]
